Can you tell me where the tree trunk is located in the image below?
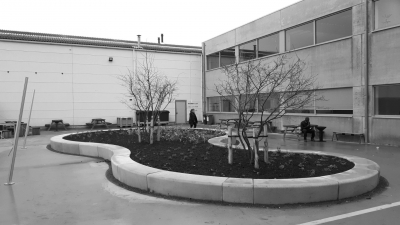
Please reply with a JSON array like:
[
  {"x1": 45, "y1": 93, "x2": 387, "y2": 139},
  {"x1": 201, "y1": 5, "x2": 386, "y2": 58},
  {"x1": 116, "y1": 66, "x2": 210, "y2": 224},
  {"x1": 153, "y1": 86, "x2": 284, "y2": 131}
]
[
  {"x1": 228, "y1": 126, "x2": 233, "y2": 164},
  {"x1": 150, "y1": 116, "x2": 154, "y2": 144},
  {"x1": 253, "y1": 128, "x2": 259, "y2": 169},
  {"x1": 157, "y1": 116, "x2": 161, "y2": 142},
  {"x1": 263, "y1": 124, "x2": 269, "y2": 163}
]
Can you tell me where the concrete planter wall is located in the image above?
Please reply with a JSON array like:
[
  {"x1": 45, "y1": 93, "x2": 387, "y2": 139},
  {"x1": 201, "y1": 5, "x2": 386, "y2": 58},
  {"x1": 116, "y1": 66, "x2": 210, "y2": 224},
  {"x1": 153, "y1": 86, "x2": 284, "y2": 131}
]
[{"x1": 50, "y1": 132, "x2": 380, "y2": 205}]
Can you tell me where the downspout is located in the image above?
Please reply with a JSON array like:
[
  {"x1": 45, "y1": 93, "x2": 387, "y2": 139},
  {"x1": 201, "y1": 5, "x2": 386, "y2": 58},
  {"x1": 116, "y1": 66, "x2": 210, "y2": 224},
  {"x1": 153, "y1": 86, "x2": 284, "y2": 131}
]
[
  {"x1": 364, "y1": 0, "x2": 369, "y2": 143},
  {"x1": 202, "y1": 42, "x2": 206, "y2": 118}
]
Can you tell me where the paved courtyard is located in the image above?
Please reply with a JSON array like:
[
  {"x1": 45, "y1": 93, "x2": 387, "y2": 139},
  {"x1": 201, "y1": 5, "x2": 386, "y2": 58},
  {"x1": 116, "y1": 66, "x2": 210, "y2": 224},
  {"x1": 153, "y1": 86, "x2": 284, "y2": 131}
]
[{"x1": 1, "y1": 125, "x2": 399, "y2": 225}]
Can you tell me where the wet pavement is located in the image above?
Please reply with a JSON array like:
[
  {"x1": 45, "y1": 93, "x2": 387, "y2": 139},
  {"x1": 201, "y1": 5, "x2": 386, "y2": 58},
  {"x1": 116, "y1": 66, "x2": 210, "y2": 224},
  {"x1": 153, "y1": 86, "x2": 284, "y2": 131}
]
[{"x1": 0, "y1": 125, "x2": 399, "y2": 225}]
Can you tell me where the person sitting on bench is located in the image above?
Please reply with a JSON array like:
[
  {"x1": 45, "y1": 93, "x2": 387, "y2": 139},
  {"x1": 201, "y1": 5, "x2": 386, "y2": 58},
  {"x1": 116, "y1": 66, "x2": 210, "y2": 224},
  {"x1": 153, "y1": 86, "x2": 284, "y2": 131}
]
[{"x1": 300, "y1": 117, "x2": 315, "y2": 142}]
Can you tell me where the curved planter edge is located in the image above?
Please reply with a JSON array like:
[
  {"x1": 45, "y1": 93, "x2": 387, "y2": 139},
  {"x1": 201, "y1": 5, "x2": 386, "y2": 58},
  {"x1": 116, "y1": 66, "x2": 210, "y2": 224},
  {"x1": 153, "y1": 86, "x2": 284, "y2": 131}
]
[{"x1": 49, "y1": 132, "x2": 380, "y2": 205}]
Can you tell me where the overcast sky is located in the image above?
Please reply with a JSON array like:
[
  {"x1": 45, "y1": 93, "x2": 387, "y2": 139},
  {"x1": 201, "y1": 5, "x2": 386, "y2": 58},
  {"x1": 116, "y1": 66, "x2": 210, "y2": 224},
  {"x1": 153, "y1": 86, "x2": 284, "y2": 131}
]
[{"x1": 1, "y1": 0, "x2": 301, "y2": 46}]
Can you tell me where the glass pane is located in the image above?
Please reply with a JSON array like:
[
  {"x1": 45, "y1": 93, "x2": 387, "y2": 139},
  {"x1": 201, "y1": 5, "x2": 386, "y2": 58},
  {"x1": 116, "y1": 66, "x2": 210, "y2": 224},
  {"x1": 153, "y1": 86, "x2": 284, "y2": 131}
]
[
  {"x1": 286, "y1": 22, "x2": 314, "y2": 51},
  {"x1": 206, "y1": 52, "x2": 219, "y2": 70},
  {"x1": 208, "y1": 97, "x2": 220, "y2": 112},
  {"x1": 375, "y1": 84, "x2": 400, "y2": 115},
  {"x1": 258, "y1": 93, "x2": 279, "y2": 112},
  {"x1": 239, "y1": 40, "x2": 257, "y2": 62},
  {"x1": 239, "y1": 94, "x2": 257, "y2": 112},
  {"x1": 375, "y1": 0, "x2": 400, "y2": 29},
  {"x1": 221, "y1": 96, "x2": 235, "y2": 112},
  {"x1": 316, "y1": 10, "x2": 352, "y2": 44},
  {"x1": 258, "y1": 33, "x2": 279, "y2": 58},
  {"x1": 220, "y1": 48, "x2": 236, "y2": 67},
  {"x1": 315, "y1": 88, "x2": 353, "y2": 110}
]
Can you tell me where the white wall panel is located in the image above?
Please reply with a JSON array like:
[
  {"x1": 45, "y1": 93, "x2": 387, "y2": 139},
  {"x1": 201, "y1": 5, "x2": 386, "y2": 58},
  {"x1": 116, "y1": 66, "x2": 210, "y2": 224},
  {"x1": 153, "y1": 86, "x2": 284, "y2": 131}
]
[
  {"x1": 0, "y1": 71, "x2": 72, "y2": 83},
  {"x1": 0, "y1": 61, "x2": 72, "y2": 73},
  {"x1": 73, "y1": 63, "x2": 128, "y2": 75},
  {"x1": 0, "y1": 50, "x2": 72, "y2": 63},
  {"x1": 72, "y1": 73, "x2": 119, "y2": 84},
  {"x1": 72, "y1": 93, "x2": 124, "y2": 103},
  {"x1": 152, "y1": 59, "x2": 191, "y2": 70},
  {"x1": 73, "y1": 54, "x2": 132, "y2": 67},
  {"x1": 0, "y1": 42, "x2": 71, "y2": 53},
  {"x1": 72, "y1": 46, "x2": 132, "y2": 57},
  {"x1": 73, "y1": 83, "x2": 122, "y2": 93},
  {"x1": 74, "y1": 102, "x2": 127, "y2": 110}
]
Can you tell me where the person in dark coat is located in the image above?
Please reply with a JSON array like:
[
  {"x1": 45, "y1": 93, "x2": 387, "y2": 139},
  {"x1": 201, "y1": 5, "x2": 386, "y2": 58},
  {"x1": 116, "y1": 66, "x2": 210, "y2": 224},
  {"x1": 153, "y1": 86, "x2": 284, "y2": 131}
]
[
  {"x1": 300, "y1": 117, "x2": 315, "y2": 142},
  {"x1": 189, "y1": 109, "x2": 198, "y2": 128}
]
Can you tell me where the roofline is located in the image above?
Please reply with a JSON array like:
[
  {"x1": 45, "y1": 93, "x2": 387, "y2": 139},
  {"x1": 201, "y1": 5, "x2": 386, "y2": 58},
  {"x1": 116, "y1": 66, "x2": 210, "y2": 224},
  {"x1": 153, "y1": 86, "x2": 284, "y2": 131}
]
[{"x1": 0, "y1": 29, "x2": 202, "y2": 54}]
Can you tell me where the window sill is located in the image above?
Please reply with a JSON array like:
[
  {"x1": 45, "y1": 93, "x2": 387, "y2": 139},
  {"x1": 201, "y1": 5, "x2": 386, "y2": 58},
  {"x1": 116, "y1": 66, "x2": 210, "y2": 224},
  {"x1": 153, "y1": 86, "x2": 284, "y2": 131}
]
[
  {"x1": 285, "y1": 113, "x2": 353, "y2": 118},
  {"x1": 373, "y1": 24, "x2": 400, "y2": 34},
  {"x1": 373, "y1": 115, "x2": 400, "y2": 119}
]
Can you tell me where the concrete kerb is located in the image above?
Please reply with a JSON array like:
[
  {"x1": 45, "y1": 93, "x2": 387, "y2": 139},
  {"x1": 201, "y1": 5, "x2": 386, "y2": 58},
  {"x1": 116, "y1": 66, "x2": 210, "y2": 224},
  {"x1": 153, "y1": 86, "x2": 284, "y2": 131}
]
[{"x1": 49, "y1": 131, "x2": 380, "y2": 205}]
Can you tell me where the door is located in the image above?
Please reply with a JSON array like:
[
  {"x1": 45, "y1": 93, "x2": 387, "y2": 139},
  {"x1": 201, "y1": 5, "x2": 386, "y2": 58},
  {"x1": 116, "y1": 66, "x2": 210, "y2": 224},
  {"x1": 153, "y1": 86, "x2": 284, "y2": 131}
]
[{"x1": 175, "y1": 100, "x2": 187, "y2": 124}]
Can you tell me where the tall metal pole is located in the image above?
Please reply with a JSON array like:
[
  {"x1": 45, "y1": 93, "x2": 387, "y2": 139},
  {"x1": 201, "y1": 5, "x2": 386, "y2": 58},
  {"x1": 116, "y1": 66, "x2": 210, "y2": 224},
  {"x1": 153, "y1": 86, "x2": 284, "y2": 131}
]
[
  {"x1": 5, "y1": 77, "x2": 29, "y2": 185},
  {"x1": 22, "y1": 90, "x2": 36, "y2": 149},
  {"x1": 364, "y1": 0, "x2": 369, "y2": 143}
]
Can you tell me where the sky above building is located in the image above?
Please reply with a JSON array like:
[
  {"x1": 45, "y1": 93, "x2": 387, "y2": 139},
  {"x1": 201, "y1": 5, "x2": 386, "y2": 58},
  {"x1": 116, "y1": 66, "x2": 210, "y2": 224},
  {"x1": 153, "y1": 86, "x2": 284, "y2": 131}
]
[{"x1": 1, "y1": 0, "x2": 301, "y2": 46}]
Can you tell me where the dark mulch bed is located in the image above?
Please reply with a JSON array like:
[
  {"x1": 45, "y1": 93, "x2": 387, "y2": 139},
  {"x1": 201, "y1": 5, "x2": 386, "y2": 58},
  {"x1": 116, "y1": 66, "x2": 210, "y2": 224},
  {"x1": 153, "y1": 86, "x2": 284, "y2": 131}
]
[{"x1": 64, "y1": 129, "x2": 354, "y2": 179}]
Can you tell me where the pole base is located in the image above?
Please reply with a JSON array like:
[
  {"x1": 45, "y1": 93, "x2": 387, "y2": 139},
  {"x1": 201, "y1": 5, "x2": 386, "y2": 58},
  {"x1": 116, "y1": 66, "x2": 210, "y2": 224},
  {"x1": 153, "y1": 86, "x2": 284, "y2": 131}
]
[{"x1": 4, "y1": 182, "x2": 15, "y2": 185}]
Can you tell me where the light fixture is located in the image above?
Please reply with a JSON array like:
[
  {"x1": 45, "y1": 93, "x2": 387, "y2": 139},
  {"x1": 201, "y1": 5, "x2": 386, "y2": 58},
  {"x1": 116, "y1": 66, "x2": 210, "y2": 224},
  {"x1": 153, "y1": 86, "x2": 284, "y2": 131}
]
[{"x1": 109, "y1": 57, "x2": 113, "y2": 62}]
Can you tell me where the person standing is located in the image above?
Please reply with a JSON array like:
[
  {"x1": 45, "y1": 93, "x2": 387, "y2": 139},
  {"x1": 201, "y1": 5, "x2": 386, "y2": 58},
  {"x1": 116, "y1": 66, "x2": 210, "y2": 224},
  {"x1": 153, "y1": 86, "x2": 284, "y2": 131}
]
[
  {"x1": 189, "y1": 109, "x2": 198, "y2": 128},
  {"x1": 300, "y1": 117, "x2": 315, "y2": 142}
]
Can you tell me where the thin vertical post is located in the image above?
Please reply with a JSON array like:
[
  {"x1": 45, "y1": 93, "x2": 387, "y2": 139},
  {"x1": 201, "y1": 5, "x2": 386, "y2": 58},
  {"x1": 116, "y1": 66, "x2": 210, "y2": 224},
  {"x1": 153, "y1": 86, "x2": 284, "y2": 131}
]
[
  {"x1": 5, "y1": 77, "x2": 29, "y2": 185},
  {"x1": 22, "y1": 90, "x2": 35, "y2": 149},
  {"x1": 228, "y1": 126, "x2": 233, "y2": 164},
  {"x1": 253, "y1": 128, "x2": 259, "y2": 169},
  {"x1": 263, "y1": 124, "x2": 268, "y2": 163}
]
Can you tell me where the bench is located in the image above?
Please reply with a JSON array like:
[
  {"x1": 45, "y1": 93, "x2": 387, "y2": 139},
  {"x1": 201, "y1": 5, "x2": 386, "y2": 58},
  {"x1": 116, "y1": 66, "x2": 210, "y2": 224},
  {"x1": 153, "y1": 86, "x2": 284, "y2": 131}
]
[
  {"x1": 45, "y1": 123, "x2": 70, "y2": 128},
  {"x1": 282, "y1": 125, "x2": 302, "y2": 141},
  {"x1": 332, "y1": 132, "x2": 365, "y2": 144}
]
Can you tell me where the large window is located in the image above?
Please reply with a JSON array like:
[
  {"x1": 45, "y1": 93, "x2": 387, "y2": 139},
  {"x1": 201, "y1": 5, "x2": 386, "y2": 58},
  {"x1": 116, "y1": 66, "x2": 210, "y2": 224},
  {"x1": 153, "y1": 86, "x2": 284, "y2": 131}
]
[
  {"x1": 315, "y1": 88, "x2": 353, "y2": 114},
  {"x1": 316, "y1": 10, "x2": 352, "y2": 44},
  {"x1": 286, "y1": 22, "x2": 314, "y2": 51},
  {"x1": 220, "y1": 48, "x2": 236, "y2": 67},
  {"x1": 222, "y1": 96, "x2": 235, "y2": 112},
  {"x1": 208, "y1": 97, "x2": 220, "y2": 112},
  {"x1": 375, "y1": 0, "x2": 400, "y2": 30},
  {"x1": 258, "y1": 93, "x2": 279, "y2": 112},
  {"x1": 239, "y1": 40, "x2": 257, "y2": 62},
  {"x1": 258, "y1": 33, "x2": 279, "y2": 58},
  {"x1": 375, "y1": 84, "x2": 400, "y2": 115},
  {"x1": 207, "y1": 52, "x2": 219, "y2": 70},
  {"x1": 286, "y1": 88, "x2": 353, "y2": 114}
]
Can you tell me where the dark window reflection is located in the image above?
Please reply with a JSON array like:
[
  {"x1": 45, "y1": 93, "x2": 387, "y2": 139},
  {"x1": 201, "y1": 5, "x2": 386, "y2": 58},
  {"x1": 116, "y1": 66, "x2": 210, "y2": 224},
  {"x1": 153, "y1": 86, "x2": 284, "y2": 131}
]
[
  {"x1": 220, "y1": 48, "x2": 236, "y2": 66},
  {"x1": 286, "y1": 22, "x2": 314, "y2": 51},
  {"x1": 375, "y1": 0, "x2": 400, "y2": 29},
  {"x1": 258, "y1": 33, "x2": 279, "y2": 58},
  {"x1": 375, "y1": 84, "x2": 400, "y2": 115},
  {"x1": 239, "y1": 40, "x2": 257, "y2": 62},
  {"x1": 206, "y1": 52, "x2": 219, "y2": 70},
  {"x1": 316, "y1": 10, "x2": 352, "y2": 44}
]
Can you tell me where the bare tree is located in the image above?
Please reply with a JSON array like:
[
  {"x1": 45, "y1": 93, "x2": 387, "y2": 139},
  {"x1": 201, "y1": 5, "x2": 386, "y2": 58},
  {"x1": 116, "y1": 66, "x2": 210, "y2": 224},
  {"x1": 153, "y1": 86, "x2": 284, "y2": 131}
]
[
  {"x1": 215, "y1": 54, "x2": 319, "y2": 169},
  {"x1": 119, "y1": 51, "x2": 178, "y2": 144}
]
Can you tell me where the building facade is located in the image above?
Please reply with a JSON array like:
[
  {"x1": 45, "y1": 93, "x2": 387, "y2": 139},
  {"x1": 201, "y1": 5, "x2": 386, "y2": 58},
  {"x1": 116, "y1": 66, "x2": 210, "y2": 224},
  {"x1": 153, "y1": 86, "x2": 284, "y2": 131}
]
[
  {"x1": 203, "y1": 0, "x2": 400, "y2": 146},
  {"x1": 0, "y1": 30, "x2": 202, "y2": 127}
]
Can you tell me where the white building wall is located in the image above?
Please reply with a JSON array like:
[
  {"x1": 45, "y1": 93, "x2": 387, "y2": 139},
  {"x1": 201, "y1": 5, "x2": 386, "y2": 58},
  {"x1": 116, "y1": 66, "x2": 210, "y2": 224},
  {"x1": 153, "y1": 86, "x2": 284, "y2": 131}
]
[{"x1": 0, "y1": 41, "x2": 202, "y2": 126}]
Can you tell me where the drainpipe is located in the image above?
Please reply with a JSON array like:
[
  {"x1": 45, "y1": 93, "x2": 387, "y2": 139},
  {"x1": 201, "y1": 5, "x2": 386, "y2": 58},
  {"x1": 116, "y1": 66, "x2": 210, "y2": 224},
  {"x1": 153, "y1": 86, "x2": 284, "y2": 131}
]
[
  {"x1": 137, "y1": 35, "x2": 141, "y2": 48},
  {"x1": 202, "y1": 42, "x2": 206, "y2": 117},
  {"x1": 364, "y1": 0, "x2": 369, "y2": 143}
]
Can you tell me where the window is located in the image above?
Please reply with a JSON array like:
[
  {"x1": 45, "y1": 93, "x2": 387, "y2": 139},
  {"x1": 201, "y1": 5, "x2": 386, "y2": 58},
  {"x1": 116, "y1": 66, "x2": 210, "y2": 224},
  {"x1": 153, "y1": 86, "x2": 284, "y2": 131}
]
[
  {"x1": 316, "y1": 10, "x2": 352, "y2": 44},
  {"x1": 221, "y1": 96, "x2": 235, "y2": 112},
  {"x1": 258, "y1": 93, "x2": 279, "y2": 112},
  {"x1": 239, "y1": 40, "x2": 257, "y2": 62},
  {"x1": 258, "y1": 33, "x2": 279, "y2": 58},
  {"x1": 207, "y1": 52, "x2": 219, "y2": 70},
  {"x1": 285, "y1": 88, "x2": 353, "y2": 114},
  {"x1": 286, "y1": 22, "x2": 314, "y2": 51},
  {"x1": 375, "y1": 0, "x2": 400, "y2": 29},
  {"x1": 208, "y1": 97, "x2": 220, "y2": 112},
  {"x1": 239, "y1": 94, "x2": 257, "y2": 112},
  {"x1": 315, "y1": 88, "x2": 353, "y2": 114},
  {"x1": 375, "y1": 84, "x2": 400, "y2": 115},
  {"x1": 220, "y1": 48, "x2": 236, "y2": 67}
]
